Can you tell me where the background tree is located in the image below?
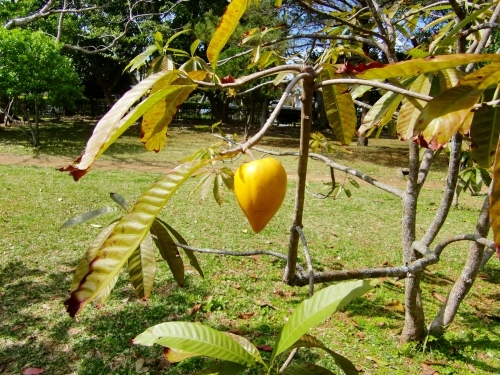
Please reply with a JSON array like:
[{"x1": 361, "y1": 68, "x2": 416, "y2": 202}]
[{"x1": 0, "y1": 28, "x2": 81, "y2": 145}]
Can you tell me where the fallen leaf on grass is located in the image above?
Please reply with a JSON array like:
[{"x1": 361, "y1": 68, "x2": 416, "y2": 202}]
[
  {"x1": 22, "y1": 368, "x2": 45, "y2": 375},
  {"x1": 10, "y1": 325, "x2": 23, "y2": 331},
  {"x1": 257, "y1": 345, "x2": 273, "y2": 352},
  {"x1": 385, "y1": 299, "x2": 405, "y2": 312},
  {"x1": 248, "y1": 274, "x2": 259, "y2": 279},
  {"x1": 255, "y1": 300, "x2": 278, "y2": 310},
  {"x1": 135, "y1": 358, "x2": 149, "y2": 373},
  {"x1": 366, "y1": 356, "x2": 388, "y2": 367},
  {"x1": 232, "y1": 284, "x2": 241, "y2": 290},
  {"x1": 238, "y1": 312, "x2": 258, "y2": 319},
  {"x1": 432, "y1": 290, "x2": 446, "y2": 303},
  {"x1": 421, "y1": 363, "x2": 439, "y2": 375},
  {"x1": 466, "y1": 363, "x2": 477, "y2": 373},
  {"x1": 187, "y1": 304, "x2": 202, "y2": 316},
  {"x1": 356, "y1": 331, "x2": 366, "y2": 339},
  {"x1": 68, "y1": 328, "x2": 80, "y2": 335}
]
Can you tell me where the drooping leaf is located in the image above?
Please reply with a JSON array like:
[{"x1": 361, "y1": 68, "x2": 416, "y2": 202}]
[
  {"x1": 270, "y1": 279, "x2": 378, "y2": 362},
  {"x1": 287, "y1": 335, "x2": 358, "y2": 375},
  {"x1": 141, "y1": 84, "x2": 197, "y2": 152},
  {"x1": 94, "y1": 274, "x2": 119, "y2": 305},
  {"x1": 64, "y1": 159, "x2": 212, "y2": 317},
  {"x1": 413, "y1": 85, "x2": 482, "y2": 150},
  {"x1": 133, "y1": 322, "x2": 258, "y2": 367},
  {"x1": 437, "y1": 68, "x2": 464, "y2": 91},
  {"x1": 397, "y1": 73, "x2": 433, "y2": 141},
  {"x1": 128, "y1": 233, "x2": 157, "y2": 299},
  {"x1": 158, "y1": 219, "x2": 204, "y2": 278},
  {"x1": 471, "y1": 89, "x2": 500, "y2": 168},
  {"x1": 489, "y1": 137, "x2": 500, "y2": 259},
  {"x1": 213, "y1": 173, "x2": 224, "y2": 206},
  {"x1": 70, "y1": 223, "x2": 118, "y2": 291},
  {"x1": 163, "y1": 346, "x2": 198, "y2": 362},
  {"x1": 352, "y1": 54, "x2": 500, "y2": 81},
  {"x1": 207, "y1": 0, "x2": 248, "y2": 69},
  {"x1": 150, "y1": 220, "x2": 185, "y2": 286},
  {"x1": 281, "y1": 364, "x2": 336, "y2": 375},
  {"x1": 220, "y1": 167, "x2": 234, "y2": 191},
  {"x1": 414, "y1": 64, "x2": 500, "y2": 150},
  {"x1": 110, "y1": 192, "x2": 129, "y2": 211},
  {"x1": 60, "y1": 70, "x2": 175, "y2": 180},
  {"x1": 320, "y1": 65, "x2": 357, "y2": 145},
  {"x1": 359, "y1": 89, "x2": 403, "y2": 135},
  {"x1": 59, "y1": 207, "x2": 119, "y2": 229}
]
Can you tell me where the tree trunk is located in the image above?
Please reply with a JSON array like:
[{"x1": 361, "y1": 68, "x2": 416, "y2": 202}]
[
  {"x1": 284, "y1": 69, "x2": 315, "y2": 285},
  {"x1": 400, "y1": 141, "x2": 425, "y2": 343},
  {"x1": 428, "y1": 192, "x2": 491, "y2": 335}
]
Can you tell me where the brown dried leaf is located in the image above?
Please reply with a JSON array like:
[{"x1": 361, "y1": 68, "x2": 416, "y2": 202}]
[
  {"x1": 421, "y1": 363, "x2": 439, "y2": 375},
  {"x1": 432, "y1": 290, "x2": 447, "y2": 303},
  {"x1": 238, "y1": 311, "x2": 258, "y2": 319},
  {"x1": 22, "y1": 368, "x2": 45, "y2": 375}
]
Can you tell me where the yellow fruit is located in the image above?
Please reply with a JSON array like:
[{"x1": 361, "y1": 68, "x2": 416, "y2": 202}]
[{"x1": 234, "y1": 158, "x2": 287, "y2": 233}]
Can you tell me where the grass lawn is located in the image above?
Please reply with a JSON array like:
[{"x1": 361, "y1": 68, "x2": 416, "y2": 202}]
[{"x1": 1, "y1": 118, "x2": 499, "y2": 374}]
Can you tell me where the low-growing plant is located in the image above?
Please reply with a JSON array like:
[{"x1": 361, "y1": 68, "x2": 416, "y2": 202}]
[{"x1": 134, "y1": 279, "x2": 379, "y2": 375}]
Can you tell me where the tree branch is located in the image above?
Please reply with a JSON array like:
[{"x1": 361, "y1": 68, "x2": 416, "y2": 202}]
[
  {"x1": 317, "y1": 79, "x2": 434, "y2": 102},
  {"x1": 296, "y1": 226, "x2": 314, "y2": 297}
]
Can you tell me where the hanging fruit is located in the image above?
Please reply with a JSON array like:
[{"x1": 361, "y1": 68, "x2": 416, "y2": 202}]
[{"x1": 234, "y1": 158, "x2": 287, "y2": 233}]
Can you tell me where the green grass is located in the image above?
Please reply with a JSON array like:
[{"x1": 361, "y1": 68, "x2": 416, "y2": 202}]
[{"x1": 0, "y1": 119, "x2": 499, "y2": 374}]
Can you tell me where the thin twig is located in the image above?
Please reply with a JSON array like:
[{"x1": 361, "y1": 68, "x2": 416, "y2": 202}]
[
  {"x1": 279, "y1": 348, "x2": 299, "y2": 373},
  {"x1": 175, "y1": 243, "x2": 306, "y2": 273}
]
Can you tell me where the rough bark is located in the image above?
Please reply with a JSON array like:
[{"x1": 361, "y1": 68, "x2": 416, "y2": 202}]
[{"x1": 283, "y1": 68, "x2": 315, "y2": 285}]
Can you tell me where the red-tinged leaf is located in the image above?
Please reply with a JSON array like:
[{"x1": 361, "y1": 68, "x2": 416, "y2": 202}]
[
  {"x1": 336, "y1": 61, "x2": 386, "y2": 74},
  {"x1": 413, "y1": 85, "x2": 483, "y2": 150},
  {"x1": 489, "y1": 135, "x2": 500, "y2": 260},
  {"x1": 64, "y1": 159, "x2": 212, "y2": 317},
  {"x1": 22, "y1": 368, "x2": 44, "y2": 375},
  {"x1": 353, "y1": 54, "x2": 500, "y2": 80},
  {"x1": 141, "y1": 85, "x2": 197, "y2": 152},
  {"x1": 221, "y1": 75, "x2": 235, "y2": 83},
  {"x1": 207, "y1": 0, "x2": 248, "y2": 68},
  {"x1": 60, "y1": 71, "x2": 175, "y2": 180}
]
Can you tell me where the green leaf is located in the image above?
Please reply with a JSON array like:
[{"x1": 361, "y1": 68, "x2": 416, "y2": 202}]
[
  {"x1": 397, "y1": 73, "x2": 433, "y2": 141},
  {"x1": 348, "y1": 177, "x2": 359, "y2": 189},
  {"x1": 471, "y1": 88, "x2": 500, "y2": 168},
  {"x1": 158, "y1": 219, "x2": 204, "y2": 278},
  {"x1": 71, "y1": 223, "x2": 118, "y2": 291},
  {"x1": 354, "y1": 54, "x2": 500, "y2": 81},
  {"x1": 207, "y1": 0, "x2": 248, "y2": 69},
  {"x1": 150, "y1": 220, "x2": 185, "y2": 286},
  {"x1": 59, "y1": 206, "x2": 118, "y2": 229},
  {"x1": 359, "y1": 77, "x2": 416, "y2": 135},
  {"x1": 282, "y1": 364, "x2": 336, "y2": 375},
  {"x1": 225, "y1": 332, "x2": 265, "y2": 366},
  {"x1": 288, "y1": 335, "x2": 358, "y2": 375},
  {"x1": 64, "y1": 159, "x2": 212, "y2": 317},
  {"x1": 128, "y1": 233, "x2": 157, "y2": 299},
  {"x1": 110, "y1": 192, "x2": 129, "y2": 211},
  {"x1": 190, "y1": 39, "x2": 201, "y2": 56},
  {"x1": 270, "y1": 279, "x2": 378, "y2": 363},
  {"x1": 124, "y1": 44, "x2": 158, "y2": 73},
  {"x1": 320, "y1": 65, "x2": 357, "y2": 145},
  {"x1": 196, "y1": 361, "x2": 247, "y2": 374},
  {"x1": 133, "y1": 322, "x2": 258, "y2": 367},
  {"x1": 220, "y1": 167, "x2": 234, "y2": 191}
]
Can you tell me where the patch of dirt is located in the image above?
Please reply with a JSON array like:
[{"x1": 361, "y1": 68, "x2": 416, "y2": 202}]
[{"x1": 0, "y1": 153, "x2": 176, "y2": 174}]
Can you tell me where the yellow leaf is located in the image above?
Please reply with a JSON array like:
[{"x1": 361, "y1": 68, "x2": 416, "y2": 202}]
[{"x1": 207, "y1": 0, "x2": 248, "y2": 69}]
